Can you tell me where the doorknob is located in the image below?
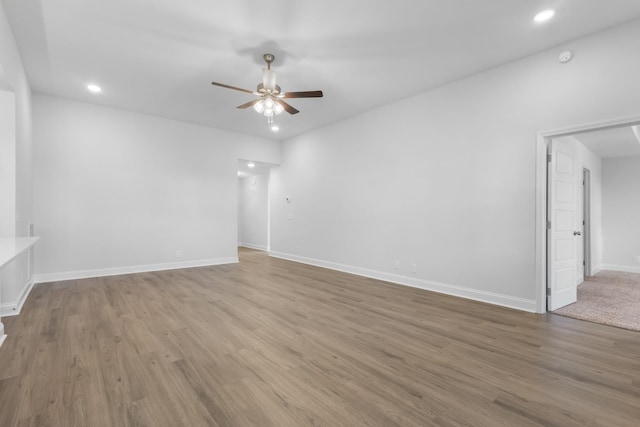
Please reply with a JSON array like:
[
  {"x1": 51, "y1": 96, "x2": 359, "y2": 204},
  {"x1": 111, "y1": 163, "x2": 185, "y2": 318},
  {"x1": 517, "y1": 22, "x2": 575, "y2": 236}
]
[{"x1": 574, "y1": 231, "x2": 582, "y2": 236}]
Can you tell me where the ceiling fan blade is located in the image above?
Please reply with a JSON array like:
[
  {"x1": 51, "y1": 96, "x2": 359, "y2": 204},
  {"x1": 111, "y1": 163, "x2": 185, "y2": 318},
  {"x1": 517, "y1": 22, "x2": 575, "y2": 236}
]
[
  {"x1": 237, "y1": 99, "x2": 261, "y2": 109},
  {"x1": 211, "y1": 81, "x2": 255, "y2": 94},
  {"x1": 283, "y1": 90, "x2": 323, "y2": 98},
  {"x1": 278, "y1": 100, "x2": 300, "y2": 115}
]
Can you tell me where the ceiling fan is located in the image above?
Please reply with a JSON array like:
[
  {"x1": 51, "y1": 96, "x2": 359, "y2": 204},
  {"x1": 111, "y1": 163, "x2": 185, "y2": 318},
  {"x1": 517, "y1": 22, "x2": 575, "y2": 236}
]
[{"x1": 211, "y1": 53, "x2": 323, "y2": 123}]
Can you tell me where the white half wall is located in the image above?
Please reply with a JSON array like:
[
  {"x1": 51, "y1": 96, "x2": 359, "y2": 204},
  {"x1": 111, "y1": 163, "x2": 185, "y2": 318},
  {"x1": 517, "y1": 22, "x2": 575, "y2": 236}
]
[
  {"x1": 270, "y1": 20, "x2": 640, "y2": 312},
  {"x1": 602, "y1": 155, "x2": 640, "y2": 272},
  {"x1": 0, "y1": 255, "x2": 33, "y2": 316},
  {"x1": 33, "y1": 94, "x2": 280, "y2": 281},
  {"x1": 238, "y1": 174, "x2": 269, "y2": 251}
]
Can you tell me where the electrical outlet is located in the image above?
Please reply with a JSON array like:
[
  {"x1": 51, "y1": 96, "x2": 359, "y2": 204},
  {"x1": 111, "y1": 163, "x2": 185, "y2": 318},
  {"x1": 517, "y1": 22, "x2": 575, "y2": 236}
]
[
  {"x1": 633, "y1": 256, "x2": 640, "y2": 264},
  {"x1": 175, "y1": 250, "x2": 181, "y2": 258},
  {"x1": 411, "y1": 264, "x2": 417, "y2": 273}
]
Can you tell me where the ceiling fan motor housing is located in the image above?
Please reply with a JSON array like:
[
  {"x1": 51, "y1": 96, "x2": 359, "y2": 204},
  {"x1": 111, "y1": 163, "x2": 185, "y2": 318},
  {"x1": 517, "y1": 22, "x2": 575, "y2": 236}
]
[{"x1": 257, "y1": 83, "x2": 282, "y2": 94}]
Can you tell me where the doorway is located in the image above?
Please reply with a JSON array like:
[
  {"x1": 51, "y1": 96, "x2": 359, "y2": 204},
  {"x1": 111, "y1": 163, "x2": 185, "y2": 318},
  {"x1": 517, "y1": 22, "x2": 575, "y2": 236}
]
[
  {"x1": 537, "y1": 116, "x2": 640, "y2": 313},
  {"x1": 237, "y1": 159, "x2": 274, "y2": 254}
]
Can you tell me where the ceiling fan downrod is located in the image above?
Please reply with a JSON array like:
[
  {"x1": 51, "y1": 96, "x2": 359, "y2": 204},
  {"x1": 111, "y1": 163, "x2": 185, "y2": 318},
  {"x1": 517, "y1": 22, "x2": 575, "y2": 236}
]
[{"x1": 262, "y1": 54, "x2": 277, "y2": 92}]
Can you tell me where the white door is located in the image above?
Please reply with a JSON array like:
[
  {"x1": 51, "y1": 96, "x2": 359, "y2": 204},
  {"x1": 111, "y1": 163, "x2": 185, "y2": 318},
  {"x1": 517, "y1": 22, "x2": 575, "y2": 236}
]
[{"x1": 547, "y1": 139, "x2": 579, "y2": 310}]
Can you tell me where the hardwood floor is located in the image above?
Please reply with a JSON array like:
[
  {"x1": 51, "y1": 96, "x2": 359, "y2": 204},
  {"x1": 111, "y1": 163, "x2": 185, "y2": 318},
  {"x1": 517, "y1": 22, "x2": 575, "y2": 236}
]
[{"x1": 1, "y1": 248, "x2": 639, "y2": 426}]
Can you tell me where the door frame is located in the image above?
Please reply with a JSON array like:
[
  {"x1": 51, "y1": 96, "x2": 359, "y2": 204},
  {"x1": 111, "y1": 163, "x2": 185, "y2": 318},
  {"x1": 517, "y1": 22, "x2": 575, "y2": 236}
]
[
  {"x1": 535, "y1": 114, "x2": 640, "y2": 313},
  {"x1": 582, "y1": 168, "x2": 591, "y2": 279}
]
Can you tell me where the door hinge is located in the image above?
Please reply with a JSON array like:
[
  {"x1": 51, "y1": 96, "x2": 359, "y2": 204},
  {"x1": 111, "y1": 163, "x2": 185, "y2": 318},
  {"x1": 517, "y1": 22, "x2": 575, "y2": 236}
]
[
  {"x1": 547, "y1": 221, "x2": 551, "y2": 230},
  {"x1": 547, "y1": 153, "x2": 552, "y2": 163},
  {"x1": 583, "y1": 260, "x2": 586, "y2": 266}
]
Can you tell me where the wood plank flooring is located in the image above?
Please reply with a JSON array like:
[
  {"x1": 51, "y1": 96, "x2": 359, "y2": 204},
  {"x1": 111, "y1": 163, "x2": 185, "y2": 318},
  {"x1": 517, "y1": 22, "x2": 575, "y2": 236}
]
[{"x1": 1, "y1": 248, "x2": 639, "y2": 426}]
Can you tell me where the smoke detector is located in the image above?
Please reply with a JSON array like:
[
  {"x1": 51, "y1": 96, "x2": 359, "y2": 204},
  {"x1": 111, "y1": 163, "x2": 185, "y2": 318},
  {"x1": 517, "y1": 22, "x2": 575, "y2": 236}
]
[{"x1": 558, "y1": 51, "x2": 573, "y2": 64}]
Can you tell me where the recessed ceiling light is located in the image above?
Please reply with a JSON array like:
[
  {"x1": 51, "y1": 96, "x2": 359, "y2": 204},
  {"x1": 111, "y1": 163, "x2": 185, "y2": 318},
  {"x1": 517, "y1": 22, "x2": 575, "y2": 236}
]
[
  {"x1": 271, "y1": 125, "x2": 280, "y2": 132},
  {"x1": 87, "y1": 84, "x2": 102, "y2": 93},
  {"x1": 534, "y1": 9, "x2": 555, "y2": 23},
  {"x1": 248, "y1": 163, "x2": 255, "y2": 168}
]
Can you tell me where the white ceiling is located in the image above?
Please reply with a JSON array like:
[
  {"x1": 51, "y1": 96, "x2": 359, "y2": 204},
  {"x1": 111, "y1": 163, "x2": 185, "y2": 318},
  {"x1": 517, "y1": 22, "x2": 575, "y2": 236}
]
[
  {"x1": 573, "y1": 126, "x2": 640, "y2": 159},
  {"x1": 4, "y1": 0, "x2": 640, "y2": 140}
]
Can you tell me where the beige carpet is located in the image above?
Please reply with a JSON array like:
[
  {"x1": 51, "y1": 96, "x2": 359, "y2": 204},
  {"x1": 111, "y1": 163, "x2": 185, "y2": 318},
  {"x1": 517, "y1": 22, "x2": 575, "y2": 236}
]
[{"x1": 552, "y1": 270, "x2": 640, "y2": 332}]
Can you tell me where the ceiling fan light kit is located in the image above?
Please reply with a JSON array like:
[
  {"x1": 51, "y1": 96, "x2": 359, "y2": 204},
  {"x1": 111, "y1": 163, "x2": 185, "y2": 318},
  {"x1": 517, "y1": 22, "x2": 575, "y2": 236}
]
[{"x1": 211, "y1": 53, "x2": 323, "y2": 126}]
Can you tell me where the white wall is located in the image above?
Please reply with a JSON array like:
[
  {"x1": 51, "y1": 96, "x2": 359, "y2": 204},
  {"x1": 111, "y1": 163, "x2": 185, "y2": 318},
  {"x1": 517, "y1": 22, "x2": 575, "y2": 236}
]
[
  {"x1": 0, "y1": 1, "x2": 34, "y2": 316},
  {"x1": 238, "y1": 174, "x2": 269, "y2": 251},
  {"x1": 0, "y1": 1, "x2": 32, "y2": 238},
  {"x1": 602, "y1": 155, "x2": 640, "y2": 272},
  {"x1": 0, "y1": 90, "x2": 16, "y2": 237},
  {"x1": 270, "y1": 20, "x2": 640, "y2": 312},
  {"x1": 33, "y1": 94, "x2": 280, "y2": 282},
  {"x1": 555, "y1": 136, "x2": 603, "y2": 278}
]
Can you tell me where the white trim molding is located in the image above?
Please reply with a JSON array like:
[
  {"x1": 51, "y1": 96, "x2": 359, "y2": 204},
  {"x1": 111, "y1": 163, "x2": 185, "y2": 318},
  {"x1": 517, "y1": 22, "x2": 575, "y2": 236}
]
[
  {"x1": 269, "y1": 251, "x2": 536, "y2": 313},
  {"x1": 601, "y1": 264, "x2": 640, "y2": 274},
  {"x1": 34, "y1": 257, "x2": 239, "y2": 284},
  {"x1": 238, "y1": 243, "x2": 268, "y2": 251}
]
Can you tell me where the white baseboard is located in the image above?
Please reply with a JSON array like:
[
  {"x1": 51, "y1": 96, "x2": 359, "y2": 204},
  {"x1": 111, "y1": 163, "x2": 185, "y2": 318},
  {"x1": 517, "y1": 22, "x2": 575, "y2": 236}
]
[
  {"x1": 269, "y1": 251, "x2": 537, "y2": 313},
  {"x1": 591, "y1": 264, "x2": 604, "y2": 275},
  {"x1": 0, "y1": 278, "x2": 36, "y2": 317},
  {"x1": 601, "y1": 264, "x2": 640, "y2": 274},
  {"x1": 238, "y1": 243, "x2": 268, "y2": 251},
  {"x1": 34, "y1": 257, "x2": 239, "y2": 284}
]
